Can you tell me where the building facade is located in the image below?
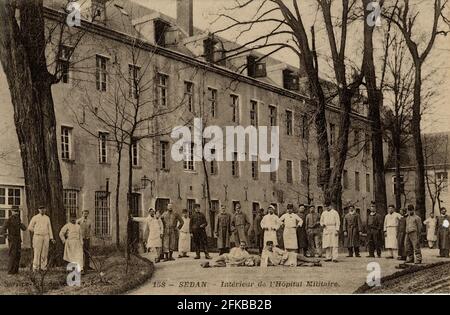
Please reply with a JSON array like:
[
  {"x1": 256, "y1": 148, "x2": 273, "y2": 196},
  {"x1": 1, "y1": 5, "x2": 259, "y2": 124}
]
[{"x1": 0, "y1": 0, "x2": 374, "y2": 248}]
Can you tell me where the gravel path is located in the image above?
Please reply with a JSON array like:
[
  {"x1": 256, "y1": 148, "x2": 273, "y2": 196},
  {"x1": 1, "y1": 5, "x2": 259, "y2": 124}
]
[{"x1": 128, "y1": 248, "x2": 445, "y2": 295}]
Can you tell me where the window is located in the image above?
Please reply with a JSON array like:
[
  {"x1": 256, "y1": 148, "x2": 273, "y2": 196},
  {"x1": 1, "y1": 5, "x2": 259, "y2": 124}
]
[
  {"x1": 269, "y1": 105, "x2": 277, "y2": 126},
  {"x1": 301, "y1": 114, "x2": 308, "y2": 139},
  {"x1": 232, "y1": 201, "x2": 241, "y2": 211},
  {"x1": 61, "y1": 126, "x2": 72, "y2": 160},
  {"x1": 283, "y1": 69, "x2": 299, "y2": 90},
  {"x1": 366, "y1": 173, "x2": 371, "y2": 192},
  {"x1": 286, "y1": 160, "x2": 293, "y2": 183},
  {"x1": 232, "y1": 152, "x2": 239, "y2": 177},
  {"x1": 209, "y1": 149, "x2": 218, "y2": 175},
  {"x1": 355, "y1": 171, "x2": 360, "y2": 192},
  {"x1": 187, "y1": 199, "x2": 196, "y2": 216},
  {"x1": 58, "y1": 45, "x2": 73, "y2": 84},
  {"x1": 270, "y1": 158, "x2": 277, "y2": 182},
  {"x1": 231, "y1": 94, "x2": 240, "y2": 123},
  {"x1": 343, "y1": 170, "x2": 349, "y2": 190},
  {"x1": 354, "y1": 129, "x2": 360, "y2": 151},
  {"x1": 157, "y1": 73, "x2": 169, "y2": 106},
  {"x1": 329, "y1": 123, "x2": 336, "y2": 146},
  {"x1": 184, "y1": 81, "x2": 194, "y2": 112},
  {"x1": 183, "y1": 142, "x2": 195, "y2": 171},
  {"x1": 247, "y1": 55, "x2": 266, "y2": 78},
  {"x1": 7, "y1": 188, "x2": 20, "y2": 206},
  {"x1": 203, "y1": 37, "x2": 226, "y2": 65},
  {"x1": 208, "y1": 88, "x2": 217, "y2": 117},
  {"x1": 250, "y1": 100, "x2": 258, "y2": 127},
  {"x1": 154, "y1": 19, "x2": 170, "y2": 46},
  {"x1": 95, "y1": 191, "x2": 110, "y2": 237},
  {"x1": 129, "y1": 64, "x2": 140, "y2": 99},
  {"x1": 63, "y1": 189, "x2": 78, "y2": 218},
  {"x1": 131, "y1": 139, "x2": 139, "y2": 167},
  {"x1": 160, "y1": 141, "x2": 169, "y2": 170},
  {"x1": 300, "y1": 160, "x2": 308, "y2": 184},
  {"x1": 286, "y1": 110, "x2": 293, "y2": 135},
  {"x1": 393, "y1": 175, "x2": 405, "y2": 194},
  {"x1": 251, "y1": 155, "x2": 258, "y2": 180},
  {"x1": 155, "y1": 198, "x2": 170, "y2": 213},
  {"x1": 437, "y1": 172, "x2": 448, "y2": 191},
  {"x1": 98, "y1": 132, "x2": 108, "y2": 164},
  {"x1": 0, "y1": 187, "x2": 23, "y2": 246},
  {"x1": 252, "y1": 202, "x2": 260, "y2": 219},
  {"x1": 95, "y1": 55, "x2": 108, "y2": 91}
]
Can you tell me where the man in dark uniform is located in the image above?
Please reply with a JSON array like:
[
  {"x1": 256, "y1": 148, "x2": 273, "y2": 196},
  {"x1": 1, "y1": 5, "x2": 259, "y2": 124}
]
[
  {"x1": 436, "y1": 207, "x2": 450, "y2": 258},
  {"x1": 366, "y1": 204, "x2": 383, "y2": 258},
  {"x1": 160, "y1": 203, "x2": 183, "y2": 261},
  {"x1": 214, "y1": 205, "x2": 232, "y2": 255},
  {"x1": 296, "y1": 204, "x2": 309, "y2": 256},
  {"x1": 190, "y1": 204, "x2": 211, "y2": 260},
  {"x1": 2, "y1": 206, "x2": 27, "y2": 274},
  {"x1": 397, "y1": 208, "x2": 407, "y2": 260},
  {"x1": 253, "y1": 208, "x2": 265, "y2": 253},
  {"x1": 343, "y1": 205, "x2": 362, "y2": 257}
]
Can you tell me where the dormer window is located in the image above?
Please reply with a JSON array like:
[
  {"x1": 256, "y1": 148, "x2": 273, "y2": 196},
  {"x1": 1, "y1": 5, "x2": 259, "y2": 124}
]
[
  {"x1": 154, "y1": 19, "x2": 170, "y2": 47},
  {"x1": 283, "y1": 69, "x2": 299, "y2": 90},
  {"x1": 203, "y1": 37, "x2": 226, "y2": 65},
  {"x1": 91, "y1": 0, "x2": 106, "y2": 23},
  {"x1": 247, "y1": 55, "x2": 266, "y2": 78}
]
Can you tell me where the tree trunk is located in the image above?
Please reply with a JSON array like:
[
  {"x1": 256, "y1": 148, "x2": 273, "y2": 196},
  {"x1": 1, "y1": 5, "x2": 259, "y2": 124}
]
[
  {"x1": 362, "y1": 0, "x2": 387, "y2": 216},
  {"x1": 412, "y1": 65, "x2": 426, "y2": 220},
  {"x1": 115, "y1": 147, "x2": 122, "y2": 249},
  {"x1": 0, "y1": 0, "x2": 66, "y2": 263},
  {"x1": 126, "y1": 142, "x2": 133, "y2": 260},
  {"x1": 393, "y1": 129, "x2": 402, "y2": 209}
]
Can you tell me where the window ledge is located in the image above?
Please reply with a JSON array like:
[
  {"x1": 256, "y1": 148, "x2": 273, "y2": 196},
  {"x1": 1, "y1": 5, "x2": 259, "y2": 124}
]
[{"x1": 62, "y1": 159, "x2": 76, "y2": 164}]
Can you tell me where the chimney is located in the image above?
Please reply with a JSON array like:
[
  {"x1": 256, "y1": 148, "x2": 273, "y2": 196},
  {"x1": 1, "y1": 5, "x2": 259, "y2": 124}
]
[{"x1": 177, "y1": 0, "x2": 194, "y2": 37}]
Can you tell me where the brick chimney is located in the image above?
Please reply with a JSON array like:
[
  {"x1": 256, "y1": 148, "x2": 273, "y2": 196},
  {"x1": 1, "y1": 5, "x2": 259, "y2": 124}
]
[{"x1": 177, "y1": 0, "x2": 194, "y2": 37}]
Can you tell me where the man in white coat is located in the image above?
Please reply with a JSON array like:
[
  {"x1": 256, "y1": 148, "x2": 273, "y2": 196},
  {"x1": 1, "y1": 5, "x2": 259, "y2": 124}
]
[
  {"x1": 424, "y1": 212, "x2": 437, "y2": 249},
  {"x1": 178, "y1": 209, "x2": 191, "y2": 258},
  {"x1": 279, "y1": 204, "x2": 303, "y2": 252},
  {"x1": 132, "y1": 208, "x2": 163, "y2": 263},
  {"x1": 320, "y1": 203, "x2": 340, "y2": 262},
  {"x1": 260, "y1": 205, "x2": 281, "y2": 246},
  {"x1": 59, "y1": 214, "x2": 84, "y2": 272},
  {"x1": 28, "y1": 206, "x2": 55, "y2": 271},
  {"x1": 384, "y1": 205, "x2": 403, "y2": 259}
]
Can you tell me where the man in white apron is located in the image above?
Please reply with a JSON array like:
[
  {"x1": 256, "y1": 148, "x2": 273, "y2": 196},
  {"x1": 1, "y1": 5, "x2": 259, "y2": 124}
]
[
  {"x1": 178, "y1": 209, "x2": 191, "y2": 258},
  {"x1": 279, "y1": 204, "x2": 303, "y2": 252},
  {"x1": 320, "y1": 203, "x2": 340, "y2": 262},
  {"x1": 383, "y1": 205, "x2": 403, "y2": 258},
  {"x1": 260, "y1": 205, "x2": 281, "y2": 246},
  {"x1": 132, "y1": 208, "x2": 163, "y2": 263}
]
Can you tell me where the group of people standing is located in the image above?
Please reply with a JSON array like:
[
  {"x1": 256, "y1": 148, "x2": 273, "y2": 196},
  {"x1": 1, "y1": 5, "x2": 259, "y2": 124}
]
[{"x1": 2, "y1": 205, "x2": 92, "y2": 275}]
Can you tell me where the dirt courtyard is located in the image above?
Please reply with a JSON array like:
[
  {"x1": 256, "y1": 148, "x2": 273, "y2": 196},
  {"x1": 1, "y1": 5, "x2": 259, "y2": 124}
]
[{"x1": 129, "y1": 248, "x2": 446, "y2": 295}]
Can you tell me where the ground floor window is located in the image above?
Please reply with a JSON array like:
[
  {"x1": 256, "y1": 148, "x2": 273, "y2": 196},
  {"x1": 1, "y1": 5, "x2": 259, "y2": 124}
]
[
  {"x1": 155, "y1": 198, "x2": 170, "y2": 214},
  {"x1": 187, "y1": 199, "x2": 196, "y2": 216},
  {"x1": 95, "y1": 191, "x2": 110, "y2": 237},
  {"x1": 0, "y1": 186, "x2": 23, "y2": 246},
  {"x1": 63, "y1": 189, "x2": 78, "y2": 218}
]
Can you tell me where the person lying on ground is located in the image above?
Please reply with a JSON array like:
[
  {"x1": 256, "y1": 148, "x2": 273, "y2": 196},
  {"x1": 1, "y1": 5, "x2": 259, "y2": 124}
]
[
  {"x1": 260, "y1": 241, "x2": 322, "y2": 267},
  {"x1": 201, "y1": 241, "x2": 260, "y2": 267}
]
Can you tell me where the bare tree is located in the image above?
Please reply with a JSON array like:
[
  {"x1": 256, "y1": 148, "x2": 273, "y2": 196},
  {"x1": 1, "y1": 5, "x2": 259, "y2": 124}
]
[
  {"x1": 212, "y1": 0, "x2": 366, "y2": 210},
  {"x1": 384, "y1": 0, "x2": 450, "y2": 219}
]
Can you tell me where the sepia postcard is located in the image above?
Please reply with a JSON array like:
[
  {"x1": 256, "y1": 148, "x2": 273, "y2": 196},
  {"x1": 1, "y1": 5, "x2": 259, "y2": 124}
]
[{"x1": 0, "y1": 0, "x2": 449, "y2": 298}]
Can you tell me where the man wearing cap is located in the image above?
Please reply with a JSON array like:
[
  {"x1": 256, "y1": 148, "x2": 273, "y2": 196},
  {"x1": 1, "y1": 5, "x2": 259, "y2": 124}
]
[
  {"x1": 404, "y1": 204, "x2": 422, "y2": 264},
  {"x1": 77, "y1": 210, "x2": 93, "y2": 270},
  {"x1": 279, "y1": 204, "x2": 303, "y2": 252},
  {"x1": 306, "y1": 205, "x2": 322, "y2": 258},
  {"x1": 2, "y1": 206, "x2": 27, "y2": 274},
  {"x1": 231, "y1": 202, "x2": 250, "y2": 245},
  {"x1": 190, "y1": 204, "x2": 211, "y2": 259},
  {"x1": 160, "y1": 203, "x2": 184, "y2": 261},
  {"x1": 320, "y1": 202, "x2": 340, "y2": 262},
  {"x1": 28, "y1": 206, "x2": 55, "y2": 271},
  {"x1": 214, "y1": 205, "x2": 232, "y2": 255},
  {"x1": 253, "y1": 208, "x2": 265, "y2": 253},
  {"x1": 260, "y1": 205, "x2": 281, "y2": 246},
  {"x1": 366, "y1": 204, "x2": 383, "y2": 258}
]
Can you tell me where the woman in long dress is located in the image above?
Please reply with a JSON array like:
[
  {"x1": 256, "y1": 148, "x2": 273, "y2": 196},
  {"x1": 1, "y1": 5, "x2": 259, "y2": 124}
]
[{"x1": 59, "y1": 214, "x2": 84, "y2": 271}]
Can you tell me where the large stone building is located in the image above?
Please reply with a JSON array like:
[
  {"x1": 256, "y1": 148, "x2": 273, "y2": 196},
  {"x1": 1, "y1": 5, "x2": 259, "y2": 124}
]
[
  {"x1": 0, "y1": 0, "x2": 374, "y2": 248},
  {"x1": 385, "y1": 132, "x2": 450, "y2": 216}
]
